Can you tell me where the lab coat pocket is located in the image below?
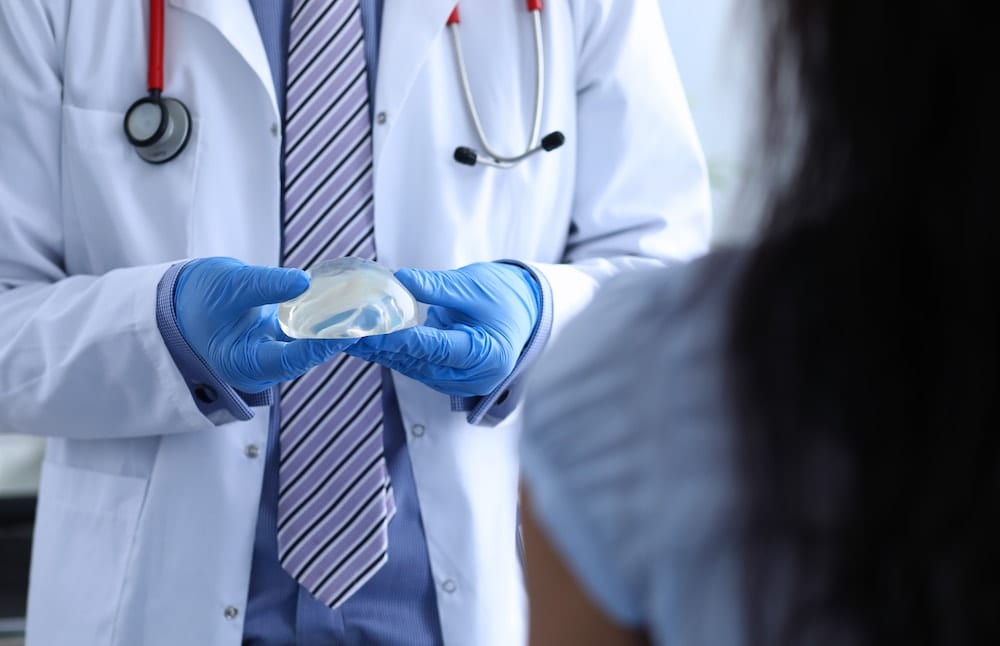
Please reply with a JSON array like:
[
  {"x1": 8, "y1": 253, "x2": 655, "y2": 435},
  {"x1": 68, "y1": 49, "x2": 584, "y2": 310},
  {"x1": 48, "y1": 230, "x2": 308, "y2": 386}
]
[
  {"x1": 61, "y1": 103, "x2": 201, "y2": 272},
  {"x1": 26, "y1": 461, "x2": 148, "y2": 646}
]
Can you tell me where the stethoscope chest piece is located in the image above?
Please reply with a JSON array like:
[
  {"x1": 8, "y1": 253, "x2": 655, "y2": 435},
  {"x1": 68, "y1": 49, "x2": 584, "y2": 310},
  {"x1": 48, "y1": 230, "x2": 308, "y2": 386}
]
[{"x1": 124, "y1": 94, "x2": 191, "y2": 164}]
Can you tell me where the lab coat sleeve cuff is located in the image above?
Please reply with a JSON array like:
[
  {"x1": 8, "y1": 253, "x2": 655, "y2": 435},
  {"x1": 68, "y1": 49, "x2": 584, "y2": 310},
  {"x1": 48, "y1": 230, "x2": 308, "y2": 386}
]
[
  {"x1": 156, "y1": 262, "x2": 272, "y2": 425},
  {"x1": 451, "y1": 261, "x2": 554, "y2": 427}
]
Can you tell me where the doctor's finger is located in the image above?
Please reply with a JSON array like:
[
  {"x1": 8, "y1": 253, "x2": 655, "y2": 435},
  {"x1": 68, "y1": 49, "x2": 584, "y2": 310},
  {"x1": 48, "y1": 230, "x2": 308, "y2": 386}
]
[
  {"x1": 343, "y1": 344, "x2": 483, "y2": 397},
  {"x1": 356, "y1": 326, "x2": 481, "y2": 369},
  {"x1": 257, "y1": 338, "x2": 356, "y2": 378},
  {"x1": 394, "y1": 268, "x2": 476, "y2": 311},
  {"x1": 230, "y1": 265, "x2": 310, "y2": 309}
]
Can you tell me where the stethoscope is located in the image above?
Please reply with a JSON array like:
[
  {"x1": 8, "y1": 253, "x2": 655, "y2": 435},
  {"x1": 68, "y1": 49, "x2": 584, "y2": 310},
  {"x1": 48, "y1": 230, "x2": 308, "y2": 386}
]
[
  {"x1": 123, "y1": 0, "x2": 191, "y2": 163},
  {"x1": 124, "y1": 0, "x2": 564, "y2": 169},
  {"x1": 448, "y1": 2, "x2": 565, "y2": 168}
]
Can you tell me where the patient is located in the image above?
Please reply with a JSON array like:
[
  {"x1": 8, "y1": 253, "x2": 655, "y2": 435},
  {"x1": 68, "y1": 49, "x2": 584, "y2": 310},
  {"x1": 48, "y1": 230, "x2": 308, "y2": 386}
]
[{"x1": 519, "y1": 0, "x2": 998, "y2": 644}]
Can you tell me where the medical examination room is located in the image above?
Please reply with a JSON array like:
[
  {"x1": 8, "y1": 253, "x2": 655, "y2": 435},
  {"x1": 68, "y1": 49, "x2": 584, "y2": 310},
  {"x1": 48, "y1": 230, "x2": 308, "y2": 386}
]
[{"x1": 1, "y1": 0, "x2": 995, "y2": 644}]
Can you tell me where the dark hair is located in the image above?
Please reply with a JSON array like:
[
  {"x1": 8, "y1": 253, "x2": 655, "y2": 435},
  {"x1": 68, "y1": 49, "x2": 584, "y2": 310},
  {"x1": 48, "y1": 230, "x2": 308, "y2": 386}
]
[{"x1": 730, "y1": 0, "x2": 999, "y2": 644}]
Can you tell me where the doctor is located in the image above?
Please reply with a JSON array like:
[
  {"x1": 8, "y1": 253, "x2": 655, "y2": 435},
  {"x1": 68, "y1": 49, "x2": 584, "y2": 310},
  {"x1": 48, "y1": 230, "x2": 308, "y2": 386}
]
[{"x1": 0, "y1": 0, "x2": 710, "y2": 645}]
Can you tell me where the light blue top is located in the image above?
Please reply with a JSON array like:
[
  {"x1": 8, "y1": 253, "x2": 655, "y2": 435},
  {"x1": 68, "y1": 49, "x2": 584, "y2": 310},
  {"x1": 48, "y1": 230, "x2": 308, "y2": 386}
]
[{"x1": 520, "y1": 251, "x2": 751, "y2": 645}]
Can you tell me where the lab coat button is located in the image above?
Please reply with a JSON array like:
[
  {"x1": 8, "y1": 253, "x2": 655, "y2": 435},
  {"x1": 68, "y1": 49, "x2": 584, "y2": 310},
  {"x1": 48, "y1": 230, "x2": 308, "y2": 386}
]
[
  {"x1": 270, "y1": 122, "x2": 279, "y2": 137},
  {"x1": 376, "y1": 111, "x2": 388, "y2": 125},
  {"x1": 441, "y1": 579, "x2": 457, "y2": 594},
  {"x1": 411, "y1": 423, "x2": 426, "y2": 438},
  {"x1": 193, "y1": 384, "x2": 217, "y2": 404},
  {"x1": 244, "y1": 444, "x2": 260, "y2": 459},
  {"x1": 223, "y1": 606, "x2": 239, "y2": 620}
]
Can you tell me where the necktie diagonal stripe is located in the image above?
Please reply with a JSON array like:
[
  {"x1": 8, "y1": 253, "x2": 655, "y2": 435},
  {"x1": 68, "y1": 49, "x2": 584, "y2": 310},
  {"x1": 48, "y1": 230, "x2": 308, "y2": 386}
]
[{"x1": 278, "y1": 0, "x2": 394, "y2": 609}]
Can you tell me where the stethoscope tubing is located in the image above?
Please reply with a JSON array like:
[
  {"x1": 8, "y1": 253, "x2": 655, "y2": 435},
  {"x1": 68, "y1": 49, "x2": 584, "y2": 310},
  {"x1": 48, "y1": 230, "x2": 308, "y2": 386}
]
[
  {"x1": 449, "y1": 12, "x2": 544, "y2": 162},
  {"x1": 449, "y1": 4, "x2": 564, "y2": 169},
  {"x1": 148, "y1": 0, "x2": 165, "y2": 93},
  {"x1": 529, "y1": 9, "x2": 544, "y2": 149}
]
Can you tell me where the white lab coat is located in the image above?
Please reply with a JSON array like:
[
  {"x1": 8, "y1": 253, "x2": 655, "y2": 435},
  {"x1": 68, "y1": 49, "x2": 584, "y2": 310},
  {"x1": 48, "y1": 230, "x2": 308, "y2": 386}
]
[{"x1": 0, "y1": 1, "x2": 710, "y2": 644}]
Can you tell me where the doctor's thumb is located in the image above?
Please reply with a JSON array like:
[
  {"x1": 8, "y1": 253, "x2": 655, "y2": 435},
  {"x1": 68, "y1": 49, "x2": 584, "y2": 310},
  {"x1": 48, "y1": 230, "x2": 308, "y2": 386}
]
[
  {"x1": 234, "y1": 265, "x2": 311, "y2": 309},
  {"x1": 394, "y1": 268, "x2": 460, "y2": 307}
]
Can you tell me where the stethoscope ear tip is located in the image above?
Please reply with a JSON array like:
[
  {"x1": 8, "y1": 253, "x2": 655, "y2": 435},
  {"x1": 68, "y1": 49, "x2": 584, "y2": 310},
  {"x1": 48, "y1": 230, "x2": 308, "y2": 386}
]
[
  {"x1": 541, "y1": 131, "x2": 566, "y2": 152},
  {"x1": 454, "y1": 147, "x2": 479, "y2": 166}
]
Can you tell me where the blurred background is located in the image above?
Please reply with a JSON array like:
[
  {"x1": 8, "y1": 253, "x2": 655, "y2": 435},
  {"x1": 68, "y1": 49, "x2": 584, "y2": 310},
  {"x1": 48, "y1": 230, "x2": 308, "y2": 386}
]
[
  {"x1": 659, "y1": 0, "x2": 761, "y2": 245},
  {"x1": 0, "y1": 0, "x2": 759, "y2": 641}
]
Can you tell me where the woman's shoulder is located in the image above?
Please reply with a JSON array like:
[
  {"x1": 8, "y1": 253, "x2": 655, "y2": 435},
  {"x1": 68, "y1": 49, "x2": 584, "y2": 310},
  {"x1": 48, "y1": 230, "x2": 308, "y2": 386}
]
[
  {"x1": 524, "y1": 247, "x2": 749, "y2": 473},
  {"x1": 599, "y1": 247, "x2": 748, "y2": 324},
  {"x1": 545, "y1": 247, "x2": 749, "y2": 396},
  {"x1": 521, "y1": 248, "x2": 750, "y2": 630}
]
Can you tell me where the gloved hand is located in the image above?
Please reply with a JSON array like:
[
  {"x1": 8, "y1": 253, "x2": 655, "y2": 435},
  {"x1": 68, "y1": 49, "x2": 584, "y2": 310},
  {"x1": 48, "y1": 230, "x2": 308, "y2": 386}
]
[
  {"x1": 344, "y1": 262, "x2": 541, "y2": 397},
  {"x1": 175, "y1": 257, "x2": 357, "y2": 393}
]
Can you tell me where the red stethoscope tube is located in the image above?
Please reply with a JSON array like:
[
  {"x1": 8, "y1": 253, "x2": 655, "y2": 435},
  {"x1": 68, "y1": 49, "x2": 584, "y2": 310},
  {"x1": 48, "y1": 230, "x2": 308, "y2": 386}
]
[{"x1": 148, "y1": 0, "x2": 164, "y2": 93}]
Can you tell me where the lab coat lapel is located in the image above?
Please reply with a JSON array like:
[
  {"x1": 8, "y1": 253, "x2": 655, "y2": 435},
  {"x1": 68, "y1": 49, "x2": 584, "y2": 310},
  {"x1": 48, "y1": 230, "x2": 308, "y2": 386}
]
[
  {"x1": 373, "y1": 0, "x2": 457, "y2": 165},
  {"x1": 168, "y1": 0, "x2": 279, "y2": 120}
]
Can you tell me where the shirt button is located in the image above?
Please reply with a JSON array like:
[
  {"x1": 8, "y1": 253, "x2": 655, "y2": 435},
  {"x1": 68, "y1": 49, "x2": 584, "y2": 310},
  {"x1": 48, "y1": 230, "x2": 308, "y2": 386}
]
[
  {"x1": 223, "y1": 606, "x2": 239, "y2": 620},
  {"x1": 270, "y1": 122, "x2": 279, "y2": 137},
  {"x1": 441, "y1": 579, "x2": 457, "y2": 594},
  {"x1": 376, "y1": 111, "x2": 388, "y2": 125},
  {"x1": 411, "y1": 424, "x2": 426, "y2": 438},
  {"x1": 244, "y1": 444, "x2": 260, "y2": 459}
]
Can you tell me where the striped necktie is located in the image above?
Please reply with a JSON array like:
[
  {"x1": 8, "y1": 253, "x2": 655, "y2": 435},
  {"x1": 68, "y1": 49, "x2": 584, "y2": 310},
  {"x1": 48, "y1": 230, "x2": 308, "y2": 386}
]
[{"x1": 277, "y1": 0, "x2": 395, "y2": 609}]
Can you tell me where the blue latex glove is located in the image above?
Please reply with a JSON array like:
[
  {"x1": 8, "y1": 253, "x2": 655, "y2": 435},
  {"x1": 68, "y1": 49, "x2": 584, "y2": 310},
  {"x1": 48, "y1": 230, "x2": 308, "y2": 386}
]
[
  {"x1": 175, "y1": 257, "x2": 357, "y2": 393},
  {"x1": 344, "y1": 262, "x2": 541, "y2": 397}
]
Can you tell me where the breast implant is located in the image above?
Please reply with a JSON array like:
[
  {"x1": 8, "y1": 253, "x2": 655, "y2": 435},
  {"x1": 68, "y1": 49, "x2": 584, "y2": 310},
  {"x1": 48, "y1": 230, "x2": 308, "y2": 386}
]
[{"x1": 278, "y1": 258, "x2": 419, "y2": 339}]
